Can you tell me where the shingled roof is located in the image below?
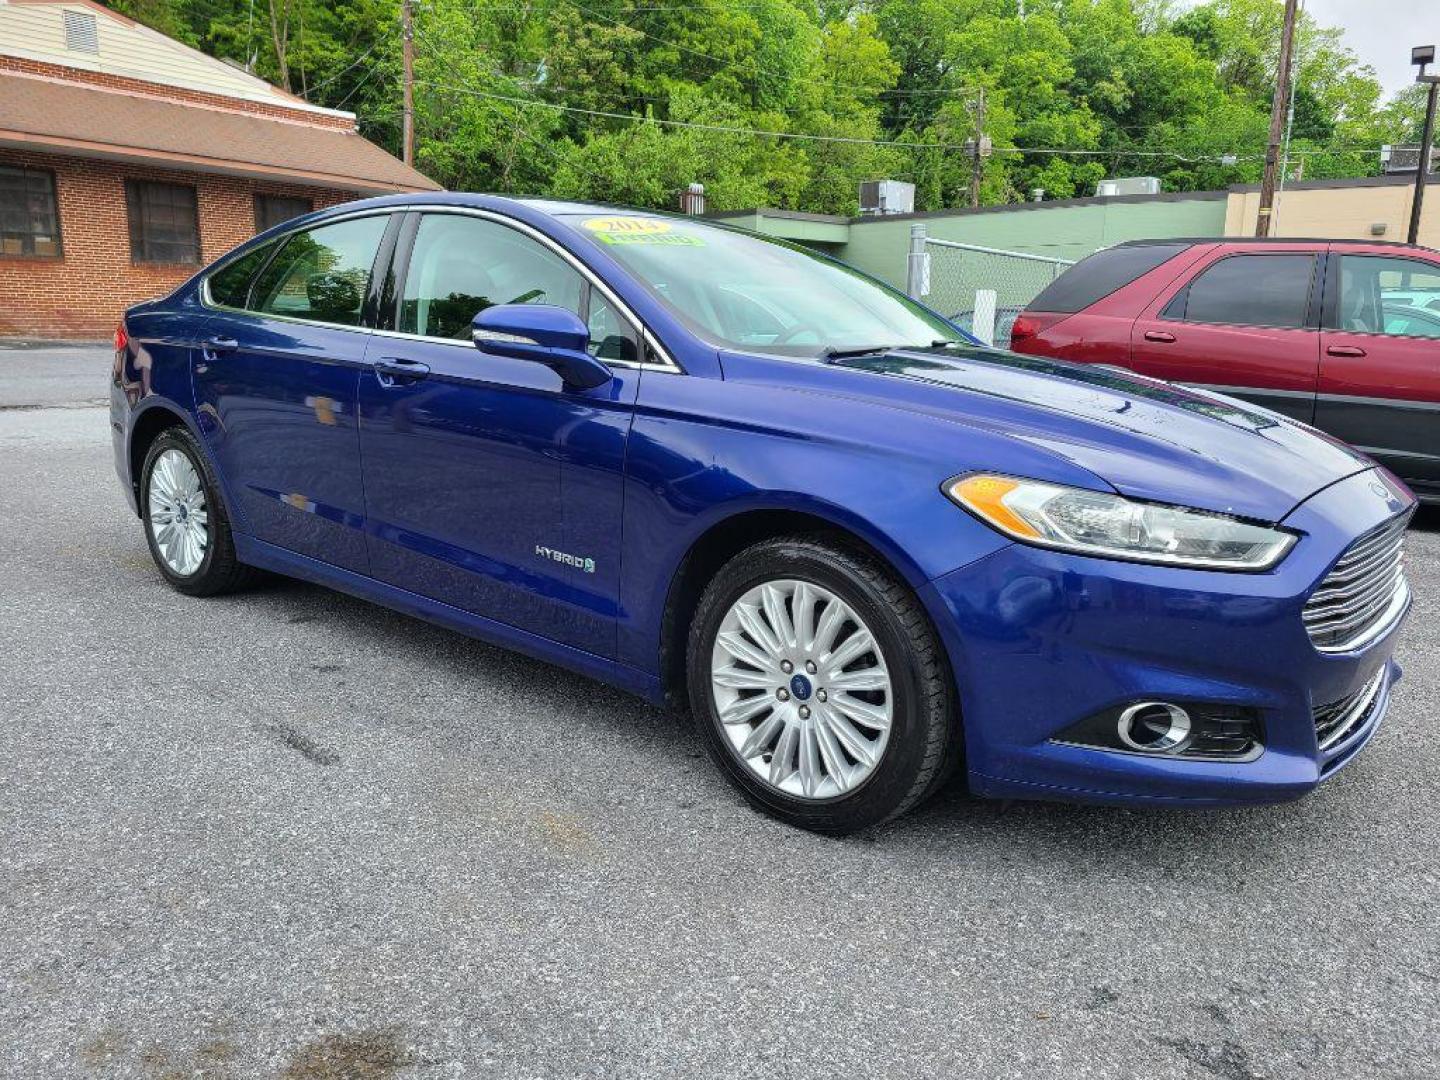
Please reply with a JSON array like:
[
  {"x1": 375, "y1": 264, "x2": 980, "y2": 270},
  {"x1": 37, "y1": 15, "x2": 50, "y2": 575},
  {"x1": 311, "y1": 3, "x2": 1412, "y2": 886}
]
[{"x1": 0, "y1": 70, "x2": 440, "y2": 193}]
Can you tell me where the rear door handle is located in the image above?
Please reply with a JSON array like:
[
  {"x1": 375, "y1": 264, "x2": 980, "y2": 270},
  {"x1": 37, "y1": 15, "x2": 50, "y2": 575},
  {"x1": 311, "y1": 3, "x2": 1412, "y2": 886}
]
[
  {"x1": 374, "y1": 356, "x2": 431, "y2": 387},
  {"x1": 198, "y1": 336, "x2": 237, "y2": 367},
  {"x1": 1326, "y1": 345, "x2": 1366, "y2": 358},
  {"x1": 1143, "y1": 330, "x2": 1176, "y2": 344}
]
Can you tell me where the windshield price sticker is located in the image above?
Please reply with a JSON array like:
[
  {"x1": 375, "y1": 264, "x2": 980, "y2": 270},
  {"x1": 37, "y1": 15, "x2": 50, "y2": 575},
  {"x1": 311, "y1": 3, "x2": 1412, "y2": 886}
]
[{"x1": 582, "y1": 217, "x2": 704, "y2": 247}]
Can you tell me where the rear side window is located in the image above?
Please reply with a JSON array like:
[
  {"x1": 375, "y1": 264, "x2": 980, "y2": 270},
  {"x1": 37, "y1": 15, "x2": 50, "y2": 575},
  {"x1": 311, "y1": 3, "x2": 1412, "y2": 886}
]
[
  {"x1": 207, "y1": 241, "x2": 278, "y2": 309},
  {"x1": 1027, "y1": 243, "x2": 1188, "y2": 313},
  {"x1": 251, "y1": 215, "x2": 389, "y2": 327},
  {"x1": 1169, "y1": 254, "x2": 1314, "y2": 329},
  {"x1": 1334, "y1": 254, "x2": 1440, "y2": 338}
]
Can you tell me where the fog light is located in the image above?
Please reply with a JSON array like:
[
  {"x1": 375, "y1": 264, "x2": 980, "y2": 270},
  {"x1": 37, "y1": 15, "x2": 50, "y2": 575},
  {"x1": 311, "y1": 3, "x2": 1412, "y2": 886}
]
[{"x1": 1117, "y1": 702, "x2": 1192, "y2": 753}]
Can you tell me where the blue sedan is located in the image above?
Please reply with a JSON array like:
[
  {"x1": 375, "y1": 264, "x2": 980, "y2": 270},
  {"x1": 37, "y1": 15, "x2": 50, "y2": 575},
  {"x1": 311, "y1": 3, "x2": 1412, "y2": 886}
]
[{"x1": 111, "y1": 194, "x2": 1413, "y2": 833}]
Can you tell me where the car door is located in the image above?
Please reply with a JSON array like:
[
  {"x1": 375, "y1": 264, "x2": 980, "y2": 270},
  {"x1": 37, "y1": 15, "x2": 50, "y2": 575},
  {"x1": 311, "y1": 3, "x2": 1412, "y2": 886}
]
[
  {"x1": 1317, "y1": 250, "x2": 1440, "y2": 496},
  {"x1": 1128, "y1": 247, "x2": 1324, "y2": 422},
  {"x1": 195, "y1": 212, "x2": 397, "y2": 574},
  {"x1": 357, "y1": 209, "x2": 644, "y2": 656}
]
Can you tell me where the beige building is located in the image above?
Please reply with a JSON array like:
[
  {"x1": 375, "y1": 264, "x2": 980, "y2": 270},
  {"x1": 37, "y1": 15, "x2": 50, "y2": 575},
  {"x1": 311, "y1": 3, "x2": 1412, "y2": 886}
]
[{"x1": 1224, "y1": 175, "x2": 1440, "y2": 247}]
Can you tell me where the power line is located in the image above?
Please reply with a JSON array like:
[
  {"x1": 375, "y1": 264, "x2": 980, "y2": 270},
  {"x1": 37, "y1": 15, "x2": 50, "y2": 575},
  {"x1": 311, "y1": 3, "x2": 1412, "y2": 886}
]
[
  {"x1": 302, "y1": 40, "x2": 383, "y2": 98},
  {"x1": 413, "y1": 81, "x2": 1387, "y2": 163},
  {"x1": 561, "y1": 0, "x2": 982, "y2": 98}
]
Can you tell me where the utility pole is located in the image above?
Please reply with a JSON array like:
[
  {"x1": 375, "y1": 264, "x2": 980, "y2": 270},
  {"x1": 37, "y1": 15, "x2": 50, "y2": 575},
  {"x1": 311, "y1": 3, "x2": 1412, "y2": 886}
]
[
  {"x1": 401, "y1": 0, "x2": 415, "y2": 167},
  {"x1": 969, "y1": 87, "x2": 986, "y2": 210},
  {"x1": 1255, "y1": 0, "x2": 1299, "y2": 237},
  {"x1": 1408, "y1": 45, "x2": 1439, "y2": 246}
]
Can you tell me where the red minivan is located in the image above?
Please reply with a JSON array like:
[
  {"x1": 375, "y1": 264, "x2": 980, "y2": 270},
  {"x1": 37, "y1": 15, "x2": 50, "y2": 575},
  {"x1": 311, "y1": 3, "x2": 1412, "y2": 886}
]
[{"x1": 1011, "y1": 238, "x2": 1440, "y2": 502}]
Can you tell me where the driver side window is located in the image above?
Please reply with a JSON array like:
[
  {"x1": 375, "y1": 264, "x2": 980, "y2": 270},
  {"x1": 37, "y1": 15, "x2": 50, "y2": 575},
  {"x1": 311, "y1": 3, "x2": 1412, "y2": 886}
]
[
  {"x1": 585, "y1": 290, "x2": 639, "y2": 363},
  {"x1": 400, "y1": 214, "x2": 585, "y2": 340}
]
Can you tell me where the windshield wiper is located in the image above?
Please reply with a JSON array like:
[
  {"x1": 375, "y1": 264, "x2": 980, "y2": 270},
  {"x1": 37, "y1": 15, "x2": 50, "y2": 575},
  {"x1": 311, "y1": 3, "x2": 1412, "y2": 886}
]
[{"x1": 821, "y1": 344, "x2": 902, "y2": 362}]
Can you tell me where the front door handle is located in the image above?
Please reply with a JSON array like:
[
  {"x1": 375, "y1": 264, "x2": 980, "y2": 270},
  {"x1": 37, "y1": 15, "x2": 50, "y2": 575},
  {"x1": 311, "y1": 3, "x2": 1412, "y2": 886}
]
[
  {"x1": 1143, "y1": 330, "x2": 1176, "y2": 344},
  {"x1": 1327, "y1": 345, "x2": 1366, "y2": 358},
  {"x1": 374, "y1": 357, "x2": 431, "y2": 387}
]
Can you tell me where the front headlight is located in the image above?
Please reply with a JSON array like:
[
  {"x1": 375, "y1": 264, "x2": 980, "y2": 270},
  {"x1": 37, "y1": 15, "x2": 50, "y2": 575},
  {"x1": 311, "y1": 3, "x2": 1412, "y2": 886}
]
[{"x1": 945, "y1": 474, "x2": 1297, "y2": 571}]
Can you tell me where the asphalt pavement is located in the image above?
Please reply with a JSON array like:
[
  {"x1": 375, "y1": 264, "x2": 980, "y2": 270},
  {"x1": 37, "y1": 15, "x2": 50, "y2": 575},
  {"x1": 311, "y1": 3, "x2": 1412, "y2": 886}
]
[{"x1": 2, "y1": 346, "x2": 1438, "y2": 1079}]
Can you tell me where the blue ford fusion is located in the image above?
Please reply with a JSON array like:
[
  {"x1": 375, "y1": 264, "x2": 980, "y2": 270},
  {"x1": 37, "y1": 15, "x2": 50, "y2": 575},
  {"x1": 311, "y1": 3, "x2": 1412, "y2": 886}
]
[{"x1": 111, "y1": 194, "x2": 1413, "y2": 833}]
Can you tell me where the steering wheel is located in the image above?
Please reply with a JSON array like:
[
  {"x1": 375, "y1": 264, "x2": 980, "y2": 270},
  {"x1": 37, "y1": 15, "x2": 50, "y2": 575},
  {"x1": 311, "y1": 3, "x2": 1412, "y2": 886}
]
[{"x1": 772, "y1": 324, "x2": 824, "y2": 346}]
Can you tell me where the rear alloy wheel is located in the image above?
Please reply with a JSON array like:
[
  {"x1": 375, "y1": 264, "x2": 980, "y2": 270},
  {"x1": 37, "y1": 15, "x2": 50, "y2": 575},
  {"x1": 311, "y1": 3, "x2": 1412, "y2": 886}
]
[
  {"x1": 141, "y1": 426, "x2": 252, "y2": 597},
  {"x1": 147, "y1": 448, "x2": 209, "y2": 577},
  {"x1": 688, "y1": 536, "x2": 958, "y2": 834}
]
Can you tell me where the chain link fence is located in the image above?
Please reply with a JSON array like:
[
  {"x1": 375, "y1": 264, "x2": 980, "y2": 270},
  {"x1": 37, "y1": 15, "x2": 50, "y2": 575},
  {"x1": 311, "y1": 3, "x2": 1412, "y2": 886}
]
[{"x1": 906, "y1": 226, "x2": 1077, "y2": 346}]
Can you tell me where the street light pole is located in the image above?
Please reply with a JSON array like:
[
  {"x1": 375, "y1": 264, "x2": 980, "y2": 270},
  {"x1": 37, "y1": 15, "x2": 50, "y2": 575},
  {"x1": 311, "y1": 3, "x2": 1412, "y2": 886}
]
[
  {"x1": 1256, "y1": 0, "x2": 1300, "y2": 236},
  {"x1": 1408, "y1": 45, "x2": 1439, "y2": 246}
]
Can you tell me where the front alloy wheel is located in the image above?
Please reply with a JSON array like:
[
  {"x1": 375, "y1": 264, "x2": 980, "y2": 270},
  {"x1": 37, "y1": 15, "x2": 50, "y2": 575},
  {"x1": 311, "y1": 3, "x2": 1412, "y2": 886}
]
[
  {"x1": 710, "y1": 579, "x2": 893, "y2": 800},
  {"x1": 689, "y1": 535, "x2": 959, "y2": 834}
]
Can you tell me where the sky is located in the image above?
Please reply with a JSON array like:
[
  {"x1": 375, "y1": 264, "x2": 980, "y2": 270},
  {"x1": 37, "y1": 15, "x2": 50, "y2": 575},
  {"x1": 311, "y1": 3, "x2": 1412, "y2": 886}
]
[
  {"x1": 1173, "y1": 0, "x2": 1440, "y2": 99},
  {"x1": 1300, "y1": 0, "x2": 1440, "y2": 97}
]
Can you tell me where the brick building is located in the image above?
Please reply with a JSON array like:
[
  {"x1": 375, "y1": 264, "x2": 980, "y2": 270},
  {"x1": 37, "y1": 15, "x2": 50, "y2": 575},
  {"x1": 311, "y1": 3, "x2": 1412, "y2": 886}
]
[{"x1": 0, "y1": 0, "x2": 438, "y2": 339}]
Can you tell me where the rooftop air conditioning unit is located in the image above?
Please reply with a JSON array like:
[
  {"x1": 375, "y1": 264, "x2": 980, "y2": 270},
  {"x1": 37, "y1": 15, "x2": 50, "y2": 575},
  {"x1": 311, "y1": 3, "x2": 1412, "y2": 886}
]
[
  {"x1": 1094, "y1": 176, "x2": 1162, "y2": 198},
  {"x1": 859, "y1": 180, "x2": 915, "y2": 216},
  {"x1": 1381, "y1": 145, "x2": 1438, "y2": 174}
]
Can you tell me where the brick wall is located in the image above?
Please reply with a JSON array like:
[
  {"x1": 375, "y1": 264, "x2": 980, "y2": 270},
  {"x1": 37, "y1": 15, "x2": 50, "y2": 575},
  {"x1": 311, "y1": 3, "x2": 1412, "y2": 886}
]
[{"x1": 0, "y1": 147, "x2": 358, "y2": 339}]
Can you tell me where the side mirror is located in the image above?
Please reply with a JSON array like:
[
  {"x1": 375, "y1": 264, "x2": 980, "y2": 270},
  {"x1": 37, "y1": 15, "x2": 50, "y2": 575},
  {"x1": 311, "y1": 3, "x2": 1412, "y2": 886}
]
[{"x1": 471, "y1": 304, "x2": 613, "y2": 391}]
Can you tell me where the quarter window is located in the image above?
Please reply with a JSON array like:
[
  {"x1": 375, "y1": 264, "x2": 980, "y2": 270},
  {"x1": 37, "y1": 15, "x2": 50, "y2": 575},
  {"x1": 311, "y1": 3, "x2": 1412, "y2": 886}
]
[
  {"x1": 400, "y1": 214, "x2": 585, "y2": 341},
  {"x1": 207, "y1": 240, "x2": 279, "y2": 309},
  {"x1": 0, "y1": 165, "x2": 62, "y2": 257},
  {"x1": 250, "y1": 215, "x2": 388, "y2": 326},
  {"x1": 1168, "y1": 254, "x2": 1315, "y2": 329},
  {"x1": 1335, "y1": 255, "x2": 1440, "y2": 340},
  {"x1": 125, "y1": 180, "x2": 200, "y2": 264},
  {"x1": 254, "y1": 194, "x2": 313, "y2": 233},
  {"x1": 1028, "y1": 243, "x2": 1188, "y2": 314}
]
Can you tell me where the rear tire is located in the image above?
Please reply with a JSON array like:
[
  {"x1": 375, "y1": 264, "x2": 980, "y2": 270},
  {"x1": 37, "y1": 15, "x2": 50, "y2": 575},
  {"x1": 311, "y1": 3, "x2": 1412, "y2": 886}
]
[
  {"x1": 687, "y1": 535, "x2": 959, "y2": 834},
  {"x1": 140, "y1": 426, "x2": 252, "y2": 597}
]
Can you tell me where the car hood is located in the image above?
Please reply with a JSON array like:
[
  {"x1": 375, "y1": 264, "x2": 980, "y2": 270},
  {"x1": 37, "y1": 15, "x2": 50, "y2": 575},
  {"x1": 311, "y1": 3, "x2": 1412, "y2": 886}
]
[{"x1": 826, "y1": 346, "x2": 1369, "y2": 522}]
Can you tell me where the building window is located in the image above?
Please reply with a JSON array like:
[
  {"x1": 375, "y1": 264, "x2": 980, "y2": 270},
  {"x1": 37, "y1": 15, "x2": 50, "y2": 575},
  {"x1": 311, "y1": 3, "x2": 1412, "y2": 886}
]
[
  {"x1": 0, "y1": 165, "x2": 62, "y2": 258},
  {"x1": 63, "y1": 10, "x2": 99, "y2": 54},
  {"x1": 254, "y1": 194, "x2": 314, "y2": 233},
  {"x1": 125, "y1": 180, "x2": 200, "y2": 264}
]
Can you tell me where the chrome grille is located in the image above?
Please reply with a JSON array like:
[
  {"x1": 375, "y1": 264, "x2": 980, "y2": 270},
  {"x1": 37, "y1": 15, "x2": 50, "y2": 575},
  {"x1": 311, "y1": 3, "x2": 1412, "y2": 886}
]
[
  {"x1": 1302, "y1": 513, "x2": 1411, "y2": 653},
  {"x1": 1312, "y1": 668, "x2": 1386, "y2": 751}
]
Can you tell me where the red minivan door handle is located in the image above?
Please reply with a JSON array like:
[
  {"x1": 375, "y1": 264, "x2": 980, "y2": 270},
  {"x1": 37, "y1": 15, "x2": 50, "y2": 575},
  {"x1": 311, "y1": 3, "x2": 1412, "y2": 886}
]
[
  {"x1": 1327, "y1": 345, "x2": 1367, "y2": 358},
  {"x1": 1143, "y1": 330, "x2": 1176, "y2": 344}
]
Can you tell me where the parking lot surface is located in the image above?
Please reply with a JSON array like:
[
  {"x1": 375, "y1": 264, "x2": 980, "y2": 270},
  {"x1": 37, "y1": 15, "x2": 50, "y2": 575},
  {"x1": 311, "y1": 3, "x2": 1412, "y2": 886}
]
[{"x1": 2, "y1": 347, "x2": 1438, "y2": 1079}]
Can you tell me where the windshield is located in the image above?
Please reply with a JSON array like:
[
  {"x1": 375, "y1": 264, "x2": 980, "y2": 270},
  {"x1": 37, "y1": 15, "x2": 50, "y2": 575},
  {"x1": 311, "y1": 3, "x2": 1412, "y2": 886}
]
[{"x1": 562, "y1": 213, "x2": 960, "y2": 357}]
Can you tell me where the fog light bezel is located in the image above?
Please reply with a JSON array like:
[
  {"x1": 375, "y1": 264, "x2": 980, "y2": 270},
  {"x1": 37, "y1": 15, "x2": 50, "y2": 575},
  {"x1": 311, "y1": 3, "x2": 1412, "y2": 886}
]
[
  {"x1": 1052, "y1": 699, "x2": 1264, "y2": 762},
  {"x1": 1116, "y1": 701, "x2": 1193, "y2": 753}
]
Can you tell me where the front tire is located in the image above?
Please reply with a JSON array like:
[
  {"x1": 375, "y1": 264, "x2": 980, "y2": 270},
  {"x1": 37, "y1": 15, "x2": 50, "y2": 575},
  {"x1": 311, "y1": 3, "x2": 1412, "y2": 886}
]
[
  {"x1": 687, "y1": 535, "x2": 959, "y2": 834},
  {"x1": 140, "y1": 426, "x2": 251, "y2": 596}
]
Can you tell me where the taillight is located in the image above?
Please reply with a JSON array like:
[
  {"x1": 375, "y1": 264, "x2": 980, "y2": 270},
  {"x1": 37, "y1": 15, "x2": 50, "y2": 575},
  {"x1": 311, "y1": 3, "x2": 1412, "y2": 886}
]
[
  {"x1": 1009, "y1": 316, "x2": 1040, "y2": 344},
  {"x1": 113, "y1": 323, "x2": 128, "y2": 353},
  {"x1": 1008, "y1": 311, "x2": 1068, "y2": 349}
]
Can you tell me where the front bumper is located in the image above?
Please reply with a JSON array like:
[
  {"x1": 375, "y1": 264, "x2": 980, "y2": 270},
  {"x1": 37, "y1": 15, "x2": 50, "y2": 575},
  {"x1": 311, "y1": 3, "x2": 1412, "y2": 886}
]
[{"x1": 921, "y1": 469, "x2": 1412, "y2": 807}]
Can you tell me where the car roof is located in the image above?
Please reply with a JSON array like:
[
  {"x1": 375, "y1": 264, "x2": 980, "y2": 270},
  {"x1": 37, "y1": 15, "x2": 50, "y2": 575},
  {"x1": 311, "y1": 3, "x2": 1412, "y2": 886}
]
[
  {"x1": 1114, "y1": 236, "x2": 1439, "y2": 254},
  {"x1": 313, "y1": 191, "x2": 684, "y2": 220}
]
